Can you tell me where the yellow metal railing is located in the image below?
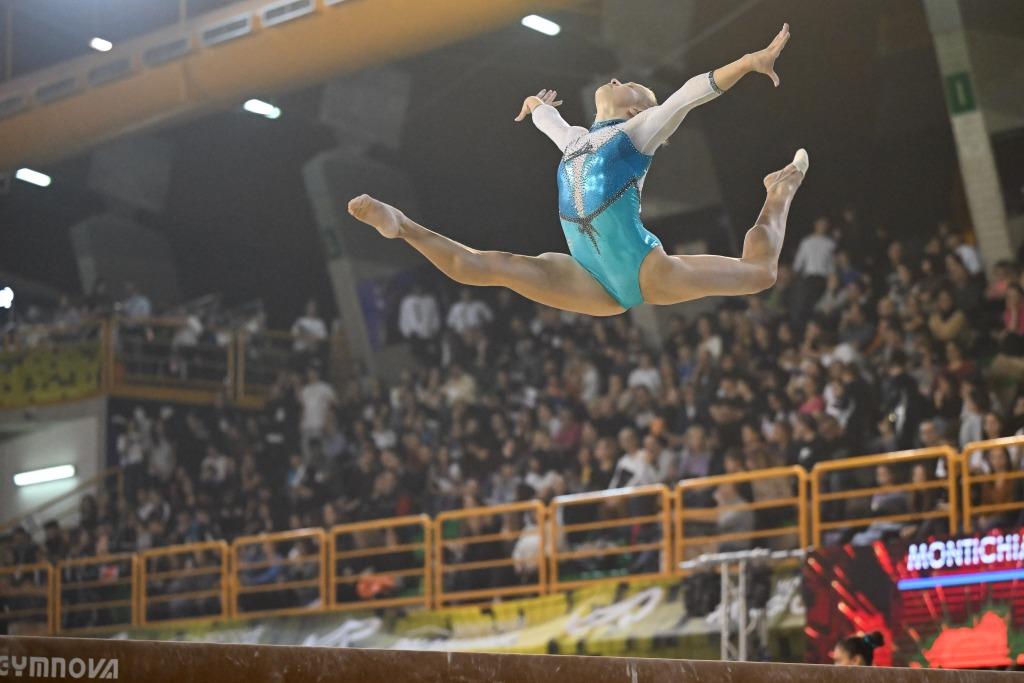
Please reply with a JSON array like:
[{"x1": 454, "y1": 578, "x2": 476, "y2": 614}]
[
  {"x1": 810, "y1": 447, "x2": 959, "y2": 546},
  {"x1": 108, "y1": 316, "x2": 234, "y2": 403},
  {"x1": 549, "y1": 484, "x2": 672, "y2": 591},
  {"x1": 0, "y1": 319, "x2": 104, "y2": 408},
  {"x1": 139, "y1": 541, "x2": 230, "y2": 627},
  {"x1": 6, "y1": 440, "x2": 1021, "y2": 633},
  {"x1": 0, "y1": 562, "x2": 54, "y2": 635},
  {"x1": 1, "y1": 318, "x2": 350, "y2": 410},
  {"x1": 435, "y1": 501, "x2": 547, "y2": 607},
  {"x1": 961, "y1": 436, "x2": 1024, "y2": 532},
  {"x1": 231, "y1": 528, "x2": 327, "y2": 620},
  {"x1": 675, "y1": 466, "x2": 807, "y2": 565},
  {"x1": 55, "y1": 552, "x2": 138, "y2": 635},
  {"x1": 329, "y1": 515, "x2": 431, "y2": 610}
]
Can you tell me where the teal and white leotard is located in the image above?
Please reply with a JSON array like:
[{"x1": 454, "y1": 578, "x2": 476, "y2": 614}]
[{"x1": 532, "y1": 71, "x2": 722, "y2": 309}]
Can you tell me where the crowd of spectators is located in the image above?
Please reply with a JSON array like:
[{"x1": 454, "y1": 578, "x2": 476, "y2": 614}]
[{"x1": 5, "y1": 209, "x2": 1024, "y2": 628}]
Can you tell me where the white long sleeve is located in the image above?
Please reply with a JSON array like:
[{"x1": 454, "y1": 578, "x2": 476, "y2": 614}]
[
  {"x1": 531, "y1": 104, "x2": 587, "y2": 153},
  {"x1": 623, "y1": 72, "x2": 720, "y2": 155}
]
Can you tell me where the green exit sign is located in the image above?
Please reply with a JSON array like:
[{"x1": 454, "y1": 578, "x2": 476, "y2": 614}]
[{"x1": 945, "y1": 72, "x2": 976, "y2": 115}]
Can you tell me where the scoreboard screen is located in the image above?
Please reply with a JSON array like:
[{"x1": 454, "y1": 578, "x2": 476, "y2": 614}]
[{"x1": 803, "y1": 529, "x2": 1024, "y2": 668}]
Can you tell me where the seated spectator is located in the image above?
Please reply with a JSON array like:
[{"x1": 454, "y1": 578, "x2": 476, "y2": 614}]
[
  {"x1": 928, "y1": 287, "x2": 971, "y2": 347},
  {"x1": 118, "y1": 282, "x2": 152, "y2": 320},
  {"x1": 978, "y1": 448, "x2": 1022, "y2": 531},
  {"x1": 297, "y1": 367, "x2": 337, "y2": 462},
  {"x1": 609, "y1": 428, "x2": 658, "y2": 489},
  {"x1": 714, "y1": 482, "x2": 754, "y2": 552},
  {"x1": 851, "y1": 464, "x2": 908, "y2": 546}
]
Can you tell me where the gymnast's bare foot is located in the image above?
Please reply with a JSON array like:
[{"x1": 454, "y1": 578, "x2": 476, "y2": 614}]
[
  {"x1": 348, "y1": 194, "x2": 406, "y2": 239},
  {"x1": 763, "y1": 149, "x2": 808, "y2": 194}
]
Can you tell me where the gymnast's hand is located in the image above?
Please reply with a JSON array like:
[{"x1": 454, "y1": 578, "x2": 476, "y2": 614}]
[
  {"x1": 747, "y1": 22, "x2": 790, "y2": 87},
  {"x1": 514, "y1": 89, "x2": 563, "y2": 122}
]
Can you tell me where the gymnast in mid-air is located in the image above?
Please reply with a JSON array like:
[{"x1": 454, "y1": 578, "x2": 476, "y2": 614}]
[{"x1": 349, "y1": 23, "x2": 806, "y2": 316}]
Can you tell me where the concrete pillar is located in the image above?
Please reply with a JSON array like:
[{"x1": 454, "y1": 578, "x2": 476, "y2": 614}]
[
  {"x1": 924, "y1": 0, "x2": 1012, "y2": 272},
  {"x1": 302, "y1": 150, "x2": 420, "y2": 375}
]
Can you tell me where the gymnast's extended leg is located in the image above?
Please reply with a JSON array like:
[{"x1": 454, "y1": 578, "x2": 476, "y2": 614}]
[
  {"x1": 347, "y1": 195, "x2": 625, "y2": 316},
  {"x1": 638, "y1": 150, "x2": 808, "y2": 305}
]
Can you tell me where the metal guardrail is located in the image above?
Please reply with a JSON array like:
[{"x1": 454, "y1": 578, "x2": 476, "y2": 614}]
[
  {"x1": 55, "y1": 552, "x2": 138, "y2": 635},
  {"x1": 2, "y1": 441, "x2": 1014, "y2": 633},
  {"x1": 329, "y1": 515, "x2": 431, "y2": 610},
  {"x1": 435, "y1": 501, "x2": 547, "y2": 607},
  {"x1": 961, "y1": 435, "x2": 1024, "y2": 532},
  {"x1": 675, "y1": 467, "x2": 807, "y2": 565},
  {"x1": 549, "y1": 484, "x2": 671, "y2": 591},
  {"x1": 0, "y1": 562, "x2": 54, "y2": 635},
  {"x1": 0, "y1": 317, "x2": 350, "y2": 410},
  {"x1": 139, "y1": 541, "x2": 230, "y2": 627},
  {"x1": 810, "y1": 447, "x2": 959, "y2": 546},
  {"x1": 231, "y1": 528, "x2": 327, "y2": 620}
]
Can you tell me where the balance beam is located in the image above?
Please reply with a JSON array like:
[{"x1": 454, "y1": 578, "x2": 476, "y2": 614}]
[{"x1": 0, "y1": 636, "x2": 1013, "y2": 682}]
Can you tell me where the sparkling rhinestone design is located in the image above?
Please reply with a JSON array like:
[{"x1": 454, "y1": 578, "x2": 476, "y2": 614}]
[{"x1": 558, "y1": 122, "x2": 645, "y2": 254}]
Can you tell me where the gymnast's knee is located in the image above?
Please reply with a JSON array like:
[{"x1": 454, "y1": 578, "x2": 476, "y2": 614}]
[{"x1": 746, "y1": 261, "x2": 778, "y2": 293}]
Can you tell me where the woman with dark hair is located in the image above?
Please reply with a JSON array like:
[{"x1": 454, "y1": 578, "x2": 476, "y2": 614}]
[{"x1": 833, "y1": 631, "x2": 884, "y2": 666}]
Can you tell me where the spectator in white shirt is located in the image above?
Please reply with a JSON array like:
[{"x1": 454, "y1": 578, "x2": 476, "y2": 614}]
[
  {"x1": 943, "y1": 227, "x2": 983, "y2": 277},
  {"x1": 119, "y1": 282, "x2": 152, "y2": 320},
  {"x1": 442, "y1": 363, "x2": 477, "y2": 406},
  {"x1": 627, "y1": 352, "x2": 661, "y2": 394},
  {"x1": 794, "y1": 218, "x2": 836, "y2": 278},
  {"x1": 793, "y1": 217, "x2": 835, "y2": 322},
  {"x1": 446, "y1": 288, "x2": 493, "y2": 335},
  {"x1": 609, "y1": 427, "x2": 658, "y2": 489},
  {"x1": 297, "y1": 366, "x2": 337, "y2": 462},
  {"x1": 291, "y1": 299, "x2": 328, "y2": 355},
  {"x1": 398, "y1": 284, "x2": 441, "y2": 362}
]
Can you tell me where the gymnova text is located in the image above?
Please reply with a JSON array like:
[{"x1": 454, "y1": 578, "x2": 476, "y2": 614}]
[
  {"x1": 906, "y1": 531, "x2": 1024, "y2": 572},
  {"x1": 0, "y1": 656, "x2": 118, "y2": 680}
]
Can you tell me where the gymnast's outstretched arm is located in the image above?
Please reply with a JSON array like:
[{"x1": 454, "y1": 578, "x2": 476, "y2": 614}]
[
  {"x1": 513, "y1": 89, "x2": 587, "y2": 152},
  {"x1": 624, "y1": 22, "x2": 791, "y2": 155}
]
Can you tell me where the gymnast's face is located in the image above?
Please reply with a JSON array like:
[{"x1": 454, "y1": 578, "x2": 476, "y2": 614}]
[{"x1": 595, "y1": 78, "x2": 657, "y2": 118}]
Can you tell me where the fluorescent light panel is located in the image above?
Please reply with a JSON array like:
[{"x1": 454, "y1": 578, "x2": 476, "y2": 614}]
[
  {"x1": 243, "y1": 98, "x2": 281, "y2": 119},
  {"x1": 90, "y1": 37, "x2": 113, "y2": 52},
  {"x1": 14, "y1": 465, "x2": 76, "y2": 487},
  {"x1": 15, "y1": 168, "x2": 51, "y2": 187},
  {"x1": 521, "y1": 14, "x2": 560, "y2": 36}
]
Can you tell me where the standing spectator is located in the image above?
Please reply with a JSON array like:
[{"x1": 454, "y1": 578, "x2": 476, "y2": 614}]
[
  {"x1": 398, "y1": 284, "x2": 441, "y2": 363},
  {"x1": 297, "y1": 367, "x2": 337, "y2": 463},
  {"x1": 882, "y1": 351, "x2": 928, "y2": 451},
  {"x1": 446, "y1": 288, "x2": 493, "y2": 335},
  {"x1": 119, "y1": 282, "x2": 152, "y2": 320},
  {"x1": 291, "y1": 299, "x2": 328, "y2": 365},
  {"x1": 792, "y1": 217, "x2": 836, "y2": 323}
]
